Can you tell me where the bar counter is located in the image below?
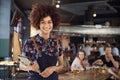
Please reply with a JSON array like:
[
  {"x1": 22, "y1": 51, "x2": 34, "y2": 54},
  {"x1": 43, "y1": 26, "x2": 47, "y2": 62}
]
[{"x1": 59, "y1": 68, "x2": 111, "y2": 80}]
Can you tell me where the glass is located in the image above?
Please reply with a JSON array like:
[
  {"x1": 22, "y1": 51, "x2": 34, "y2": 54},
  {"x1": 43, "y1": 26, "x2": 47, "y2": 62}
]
[
  {"x1": 71, "y1": 69, "x2": 79, "y2": 79},
  {"x1": 100, "y1": 66, "x2": 106, "y2": 73},
  {"x1": 72, "y1": 70, "x2": 79, "y2": 75},
  {"x1": 92, "y1": 66, "x2": 100, "y2": 80}
]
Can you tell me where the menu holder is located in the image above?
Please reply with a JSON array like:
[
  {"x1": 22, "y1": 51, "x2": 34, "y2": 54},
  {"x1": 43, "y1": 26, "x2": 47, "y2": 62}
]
[{"x1": 18, "y1": 55, "x2": 31, "y2": 66}]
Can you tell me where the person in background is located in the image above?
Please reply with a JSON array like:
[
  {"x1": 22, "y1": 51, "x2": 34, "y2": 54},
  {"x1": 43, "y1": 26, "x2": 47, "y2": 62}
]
[
  {"x1": 112, "y1": 43, "x2": 119, "y2": 56},
  {"x1": 93, "y1": 44, "x2": 120, "y2": 80},
  {"x1": 83, "y1": 43, "x2": 92, "y2": 59},
  {"x1": 58, "y1": 35, "x2": 71, "y2": 74},
  {"x1": 71, "y1": 50, "x2": 89, "y2": 71},
  {"x1": 58, "y1": 50, "x2": 71, "y2": 74},
  {"x1": 88, "y1": 51, "x2": 100, "y2": 66},
  {"x1": 70, "y1": 43, "x2": 77, "y2": 65},
  {"x1": 93, "y1": 44, "x2": 119, "y2": 68},
  {"x1": 19, "y1": 3, "x2": 68, "y2": 80},
  {"x1": 98, "y1": 43, "x2": 105, "y2": 56}
]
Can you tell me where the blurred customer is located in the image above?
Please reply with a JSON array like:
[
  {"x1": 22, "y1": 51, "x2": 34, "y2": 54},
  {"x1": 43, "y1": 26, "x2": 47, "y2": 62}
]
[
  {"x1": 88, "y1": 51, "x2": 100, "y2": 66},
  {"x1": 71, "y1": 50, "x2": 89, "y2": 71},
  {"x1": 58, "y1": 51, "x2": 71, "y2": 74},
  {"x1": 93, "y1": 44, "x2": 119, "y2": 68},
  {"x1": 112, "y1": 43, "x2": 119, "y2": 56},
  {"x1": 98, "y1": 43, "x2": 105, "y2": 56},
  {"x1": 58, "y1": 35, "x2": 71, "y2": 73},
  {"x1": 83, "y1": 43, "x2": 92, "y2": 59},
  {"x1": 93, "y1": 44, "x2": 120, "y2": 80}
]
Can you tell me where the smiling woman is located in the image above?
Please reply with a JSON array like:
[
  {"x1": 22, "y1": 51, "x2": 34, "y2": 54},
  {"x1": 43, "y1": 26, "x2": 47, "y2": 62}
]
[{"x1": 19, "y1": 3, "x2": 67, "y2": 80}]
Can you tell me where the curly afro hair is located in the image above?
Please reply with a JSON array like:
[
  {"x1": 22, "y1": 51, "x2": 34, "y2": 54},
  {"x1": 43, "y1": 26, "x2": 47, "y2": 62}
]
[{"x1": 29, "y1": 3, "x2": 60, "y2": 29}]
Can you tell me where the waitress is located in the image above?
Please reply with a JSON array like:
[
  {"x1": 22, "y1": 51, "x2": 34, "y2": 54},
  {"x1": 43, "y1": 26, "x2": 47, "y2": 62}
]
[{"x1": 19, "y1": 3, "x2": 68, "y2": 80}]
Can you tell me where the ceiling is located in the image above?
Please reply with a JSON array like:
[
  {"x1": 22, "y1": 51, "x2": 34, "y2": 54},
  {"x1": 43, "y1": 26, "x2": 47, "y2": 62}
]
[{"x1": 13, "y1": 0, "x2": 120, "y2": 26}]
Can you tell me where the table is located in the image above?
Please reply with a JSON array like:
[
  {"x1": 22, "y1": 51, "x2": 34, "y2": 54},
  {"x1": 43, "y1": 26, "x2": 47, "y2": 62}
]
[
  {"x1": 0, "y1": 61, "x2": 15, "y2": 80},
  {"x1": 59, "y1": 69, "x2": 111, "y2": 80},
  {"x1": 0, "y1": 61, "x2": 14, "y2": 66}
]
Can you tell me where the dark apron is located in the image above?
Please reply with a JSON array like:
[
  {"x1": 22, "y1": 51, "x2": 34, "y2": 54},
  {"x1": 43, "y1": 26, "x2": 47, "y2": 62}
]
[{"x1": 27, "y1": 53, "x2": 58, "y2": 80}]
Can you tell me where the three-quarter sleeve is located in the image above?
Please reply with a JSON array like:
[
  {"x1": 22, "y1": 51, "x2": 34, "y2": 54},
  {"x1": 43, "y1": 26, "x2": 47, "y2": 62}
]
[{"x1": 22, "y1": 38, "x2": 36, "y2": 61}]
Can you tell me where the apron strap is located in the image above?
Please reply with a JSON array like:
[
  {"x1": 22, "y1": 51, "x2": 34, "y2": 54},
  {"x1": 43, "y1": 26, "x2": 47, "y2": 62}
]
[{"x1": 31, "y1": 37, "x2": 40, "y2": 54}]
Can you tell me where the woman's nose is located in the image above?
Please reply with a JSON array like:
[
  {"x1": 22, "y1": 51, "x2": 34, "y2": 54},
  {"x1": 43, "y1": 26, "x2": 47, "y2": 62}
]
[{"x1": 44, "y1": 23, "x2": 50, "y2": 27}]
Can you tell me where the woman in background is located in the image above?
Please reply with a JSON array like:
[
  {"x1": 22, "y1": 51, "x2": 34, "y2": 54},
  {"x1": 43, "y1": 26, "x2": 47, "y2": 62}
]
[{"x1": 71, "y1": 50, "x2": 89, "y2": 71}]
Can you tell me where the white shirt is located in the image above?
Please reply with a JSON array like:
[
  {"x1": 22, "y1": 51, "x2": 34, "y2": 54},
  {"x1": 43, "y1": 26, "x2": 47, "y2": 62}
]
[
  {"x1": 112, "y1": 47, "x2": 119, "y2": 56},
  {"x1": 71, "y1": 57, "x2": 84, "y2": 71},
  {"x1": 99, "y1": 47, "x2": 105, "y2": 56},
  {"x1": 83, "y1": 46, "x2": 92, "y2": 58}
]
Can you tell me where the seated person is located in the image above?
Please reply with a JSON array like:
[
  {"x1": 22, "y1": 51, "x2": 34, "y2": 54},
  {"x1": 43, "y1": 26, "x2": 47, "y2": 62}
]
[
  {"x1": 93, "y1": 45, "x2": 120, "y2": 68},
  {"x1": 58, "y1": 51, "x2": 71, "y2": 74},
  {"x1": 71, "y1": 50, "x2": 89, "y2": 71},
  {"x1": 88, "y1": 51, "x2": 100, "y2": 66},
  {"x1": 93, "y1": 44, "x2": 120, "y2": 80}
]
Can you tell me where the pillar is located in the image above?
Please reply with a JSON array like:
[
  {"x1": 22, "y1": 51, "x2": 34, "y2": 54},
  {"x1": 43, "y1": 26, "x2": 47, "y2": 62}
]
[{"x1": 0, "y1": 0, "x2": 11, "y2": 57}]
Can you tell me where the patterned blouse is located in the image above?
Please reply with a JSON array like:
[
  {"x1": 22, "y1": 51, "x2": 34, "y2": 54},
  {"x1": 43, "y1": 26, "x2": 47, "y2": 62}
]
[{"x1": 22, "y1": 34, "x2": 63, "y2": 62}]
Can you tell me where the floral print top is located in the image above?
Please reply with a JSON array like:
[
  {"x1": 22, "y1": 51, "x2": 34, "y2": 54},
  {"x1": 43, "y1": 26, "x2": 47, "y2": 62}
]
[{"x1": 22, "y1": 34, "x2": 63, "y2": 62}]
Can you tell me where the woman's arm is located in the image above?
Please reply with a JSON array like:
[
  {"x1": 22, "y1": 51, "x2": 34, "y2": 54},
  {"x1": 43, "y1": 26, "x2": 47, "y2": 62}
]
[
  {"x1": 53, "y1": 54, "x2": 64, "y2": 72},
  {"x1": 83, "y1": 60, "x2": 90, "y2": 67},
  {"x1": 19, "y1": 60, "x2": 39, "y2": 72}
]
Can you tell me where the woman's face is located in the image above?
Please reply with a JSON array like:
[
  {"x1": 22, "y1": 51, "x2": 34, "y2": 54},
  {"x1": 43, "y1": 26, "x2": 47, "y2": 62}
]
[
  {"x1": 39, "y1": 16, "x2": 53, "y2": 35},
  {"x1": 78, "y1": 52, "x2": 85, "y2": 60}
]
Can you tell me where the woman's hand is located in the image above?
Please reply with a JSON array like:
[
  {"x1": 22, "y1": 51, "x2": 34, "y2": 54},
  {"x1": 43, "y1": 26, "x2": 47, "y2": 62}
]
[
  {"x1": 28, "y1": 61, "x2": 39, "y2": 72},
  {"x1": 39, "y1": 54, "x2": 63, "y2": 78},
  {"x1": 40, "y1": 66, "x2": 55, "y2": 78},
  {"x1": 83, "y1": 60, "x2": 89, "y2": 66}
]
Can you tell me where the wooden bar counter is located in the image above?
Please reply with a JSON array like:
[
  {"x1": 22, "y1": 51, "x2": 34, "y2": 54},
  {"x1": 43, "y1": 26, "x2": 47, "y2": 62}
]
[{"x1": 59, "y1": 68, "x2": 111, "y2": 80}]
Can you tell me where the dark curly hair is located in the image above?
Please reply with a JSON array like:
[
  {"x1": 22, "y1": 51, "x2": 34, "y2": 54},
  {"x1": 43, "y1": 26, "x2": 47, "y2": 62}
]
[{"x1": 29, "y1": 3, "x2": 60, "y2": 29}]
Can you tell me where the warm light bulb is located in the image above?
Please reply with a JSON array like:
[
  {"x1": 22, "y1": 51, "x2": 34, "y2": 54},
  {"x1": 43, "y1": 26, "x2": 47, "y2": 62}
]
[
  {"x1": 57, "y1": 0, "x2": 60, "y2": 3},
  {"x1": 56, "y1": 4, "x2": 60, "y2": 8},
  {"x1": 93, "y1": 13, "x2": 97, "y2": 17}
]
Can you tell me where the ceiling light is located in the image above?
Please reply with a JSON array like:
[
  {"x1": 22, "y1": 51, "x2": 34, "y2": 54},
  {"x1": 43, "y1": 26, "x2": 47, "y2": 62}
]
[
  {"x1": 55, "y1": 0, "x2": 61, "y2": 8},
  {"x1": 57, "y1": 0, "x2": 60, "y2": 3},
  {"x1": 93, "y1": 13, "x2": 97, "y2": 17},
  {"x1": 56, "y1": 4, "x2": 60, "y2": 8}
]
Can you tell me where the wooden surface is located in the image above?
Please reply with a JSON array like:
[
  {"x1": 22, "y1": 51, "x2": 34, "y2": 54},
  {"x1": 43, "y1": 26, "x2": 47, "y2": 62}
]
[
  {"x1": 0, "y1": 61, "x2": 14, "y2": 66},
  {"x1": 59, "y1": 69, "x2": 111, "y2": 80}
]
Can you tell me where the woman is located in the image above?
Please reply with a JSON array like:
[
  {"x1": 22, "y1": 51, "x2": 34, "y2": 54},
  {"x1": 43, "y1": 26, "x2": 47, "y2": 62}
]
[
  {"x1": 71, "y1": 50, "x2": 89, "y2": 71},
  {"x1": 19, "y1": 3, "x2": 65, "y2": 80}
]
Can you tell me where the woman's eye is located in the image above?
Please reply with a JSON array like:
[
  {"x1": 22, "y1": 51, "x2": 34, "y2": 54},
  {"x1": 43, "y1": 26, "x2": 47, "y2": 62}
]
[
  {"x1": 40, "y1": 21, "x2": 45, "y2": 24},
  {"x1": 48, "y1": 21, "x2": 52, "y2": 24}
]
